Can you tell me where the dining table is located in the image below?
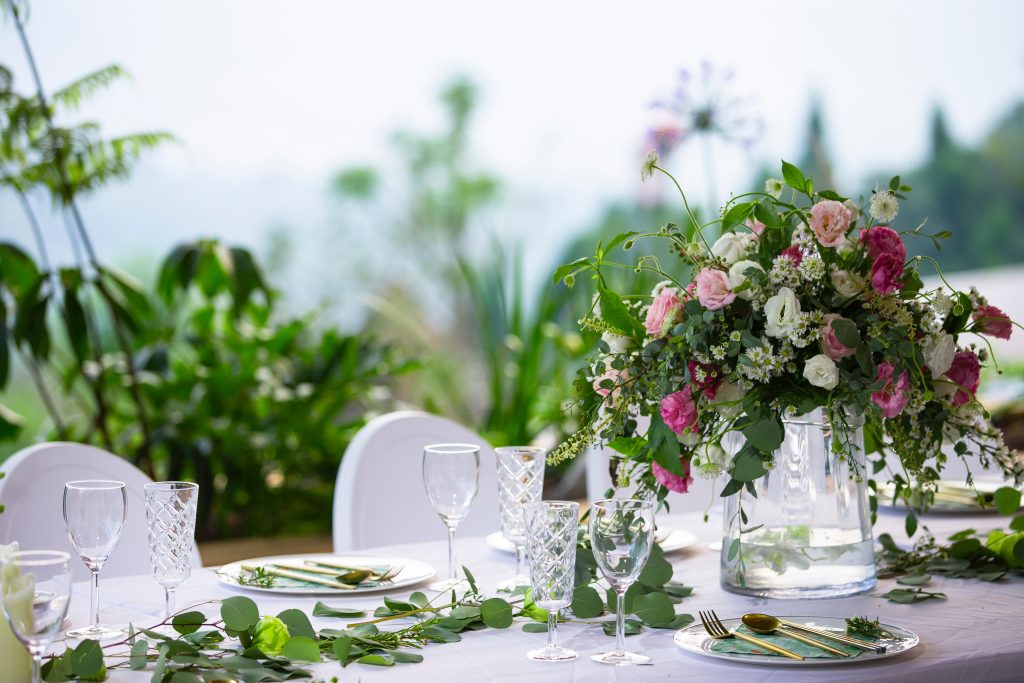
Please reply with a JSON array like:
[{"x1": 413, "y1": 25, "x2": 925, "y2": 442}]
[{"x1": 58, "y1": 506, "x2": 1022, "y2": 683}]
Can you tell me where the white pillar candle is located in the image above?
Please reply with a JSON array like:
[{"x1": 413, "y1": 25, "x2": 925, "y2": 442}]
[{"x1": 0, "y1": 542, "x2": 32, "y2": 683}]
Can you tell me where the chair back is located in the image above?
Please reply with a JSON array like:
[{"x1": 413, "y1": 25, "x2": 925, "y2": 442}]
[
  {"x1": 0, "y1": 442, "x2": 202, "y2": 581},
  {"x1": 333, "y1": 411, "x2": 500, "y2": 551}
]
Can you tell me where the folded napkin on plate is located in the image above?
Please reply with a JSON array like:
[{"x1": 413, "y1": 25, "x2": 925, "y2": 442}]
[{"x1": 708, "y1": 625, "x2": 867, "y2": 659}]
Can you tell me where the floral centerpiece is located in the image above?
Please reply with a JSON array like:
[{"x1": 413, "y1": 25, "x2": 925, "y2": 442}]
[{"x1": 551, "y1": 156, "x2": 1022, "y2": 517}]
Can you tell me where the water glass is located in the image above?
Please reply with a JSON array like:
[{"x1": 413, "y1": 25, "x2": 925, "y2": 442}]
[
  {"x1": 589, "y1": 498, "x2": 655, "y2": 666},
  {"x1": 0, "y1": 551, "x2": 72, "y2": 683},
  {"x1": 145, "y1": 482, "x2": 199, "y2": 618},
  {"x1": 495, "y1": 446, "x2": 545, "y2": 592},
  {"x1": 524, "y1": 500, "x2": 579, "y2": 662},
  {"x1": 423, "y1": 444, "x2": 479, "y2": 591},
  {"x1": 63, "y1": 480, "x2": 126, "y2": 639}
]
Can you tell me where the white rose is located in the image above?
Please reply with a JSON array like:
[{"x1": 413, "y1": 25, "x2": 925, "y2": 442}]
[
  {"x1": 601, "y1": 331, "x2": 633, "y2": 355},
  {"x1": 711, "y1": 233, "x2": 750, "y2": 265},
  {"x1": 830, "y1": 268, "x2": 864, "y2": 298},
  {"x1": 923, "y1": 333, "x2": 956, "y2": 376},
  {"x1": 764, "y1": 287, "x2": 801, "y2": 338},
  {"x1": 803, "y1": 353, "x2": 840, "y2": 390},
  {"x1": 710, "y1": 381, "x2": 745, "y2": 417},
  {"x1": 727, "y1": 260, "x2": 764, "y2": 301}
]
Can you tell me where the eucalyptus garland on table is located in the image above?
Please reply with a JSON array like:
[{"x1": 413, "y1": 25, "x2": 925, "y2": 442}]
[{"x1": 42, "y1": 544, "x2": 694, "y2": 681}]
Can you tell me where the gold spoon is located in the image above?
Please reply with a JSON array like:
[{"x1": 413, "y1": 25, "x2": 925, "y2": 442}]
[{"x1": 742, "y1": 614, "x2": 850, "y2": 657}]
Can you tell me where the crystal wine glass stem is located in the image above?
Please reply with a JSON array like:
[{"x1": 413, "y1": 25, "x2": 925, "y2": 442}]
[
  {"x1": 164, "y1": 586, "x2": 176, "y2": 619},
  {"x1": 446, "y1": 524, "x2": 457, "y2": 582},
  {"x1": 513, "y1": 543, "x2": 525, "y2": 578},
  {"x1": 89, "y1": 568, "x2": 100, "y2": 628},
  {"x1": 29, "y1": 648, "x2": 43, "y2": 683},
  {"x1": 546, "y1": 609, "x2": 559, "y2": 651},
  {"x1": 614, "y1": 585, "x2": 627, "y2": 656}
]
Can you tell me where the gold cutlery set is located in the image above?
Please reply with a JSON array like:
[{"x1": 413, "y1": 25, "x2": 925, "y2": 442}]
[{"x1": 238, "y1": 559, "x2": 402, "y2": 589}]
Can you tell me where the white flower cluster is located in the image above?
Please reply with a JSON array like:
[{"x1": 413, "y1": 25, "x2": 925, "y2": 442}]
[
  {"x1": 870, "y1": 190, "x2": 900, "y2": 223},
  {"x1": 798, "y1": 254, "x2": 826, "y2": 285},
  {"x1": 738, "y1": 342, "x2": 784, "y2": 383},
  {"x1": 693, "y1": 443, "x2": 733, "y2": 479},
  {"x1": 765, "y1": 178, "x2": 785, "y2": 199},
  {"x1": 789, "y1": 311, "x2": 823, "y2": 349},
  {"x1": 968, "y1": 285, "x2": 988, "y2": 309},
  {"x1": 768, "y1": 256, "x2": 801, "y2": 288}
]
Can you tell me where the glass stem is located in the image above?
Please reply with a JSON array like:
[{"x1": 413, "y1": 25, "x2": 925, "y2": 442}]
[
  {"x1": 447, "y1": 525, "x2": 457, "y2": 582},
  {"x1": 546, "y1": 608, "x2": 559, "y2": 651},
  {"x1": 164, "y1": 586, "x2": 176, "y2": 619},
  {"x1": 615, "y1": 586, "x2": 627, "y2": 656},
  {"x1": 514, "y1": 544, "x2": 525, "y2": 578},
  {"x1": 90, "y1": 569, "x2": 100, "y2": 628},
  {"x1": 30, "y1": 653, "x2": 42, "y2": 683}
]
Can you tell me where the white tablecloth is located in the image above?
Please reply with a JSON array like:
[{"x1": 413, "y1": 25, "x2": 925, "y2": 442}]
[{"x1": 62, "y1": 509, "x2": 1023, "y2": 683}]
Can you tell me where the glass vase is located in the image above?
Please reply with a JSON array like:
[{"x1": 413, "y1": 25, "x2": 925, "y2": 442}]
[{"x1": 720, "y1": 408, "x2": 876, "y2": 599}]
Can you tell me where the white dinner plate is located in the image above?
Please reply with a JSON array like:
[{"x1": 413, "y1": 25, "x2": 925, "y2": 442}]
[
  {"x1": 876, "y1": 480, "x2": 1010, "y2": 513},
  {"x1": 486, "y1": 527, "x2": 698, "y2": 554},
  {"x1": 216, "y1": 553, "x2": 434, "y2": 595},
  {"x1": 674, "y1": 615, "x2": 918, "y2": 666}
]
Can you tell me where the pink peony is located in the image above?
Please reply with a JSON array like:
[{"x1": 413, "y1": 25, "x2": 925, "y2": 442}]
[
  {"x1": 809, "y1": 200, "x2": 853, "y2": 248},
  {"x1": 945, "y1": 351, "x2": 981, "y2": 407},
  {"x1": 660, "y1": 386, "x2": 699, "y2": 435},
  {"x1": 871, "y1": 361, "x2": 910, "y2": 418},
  {"x1": 645, "y1": 287, "x2": 684, "y2": 338},
  {"x1": 779, "y1": 245, "x2": 803, "y2": 266},
  {"x1": 870, "y1": 253, "x2": 904, "y2": 295},
  {"x1": 695, "y1": 268, "x2": 736, "y2": 311},
  {"x1": 652, "y1": 457, "x2": 693, "y2": 493},
  {"x1": 820, "y1": 314, "x2": 857, "y2": 360},
  {"x1": 745, "y1": 218, "x2": 765, "y2": 236},
  {"x1": 972, "y1": 305, "x2": 1013, "y2": 340},
  {"x1": 687, "y1": 360, "x2": 723, "y2": 399},
  {"x1": 860, "y1": 225, "x2": 906, "y2": 263}
]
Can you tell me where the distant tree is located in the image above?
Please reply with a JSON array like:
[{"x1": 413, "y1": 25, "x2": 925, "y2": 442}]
[{"x1": 798, "y1": 98, "x2": 835, "y2": 191}]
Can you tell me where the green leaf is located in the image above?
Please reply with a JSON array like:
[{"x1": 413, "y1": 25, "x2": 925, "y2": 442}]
[
  {"x1": 551, "y1": 257, "x2": 589, "y2": 286},
  {"x1": 462, "y1": 566, "x2": 479, "y2": 593},
  {"x1": 312, "y1": 601, "x2": 366, "y2": 618},
  {"x1": 449, "y1": 605, "x2": 481, "y2": 620},
  {"x1": 67, "y1": 640, "x2": 103, "y2": 678},
  {"x1": 130, "y1": 640, "x2": 149, "y2": 670},
  {"x1": 741, "y1": 418, "x2": 783, "y2": 453},
  {"x1": 720, "y1": 478, "x2": 744, "y2": 497},
  {"x1": 637, "y1": 545, "x2": 673, "y2": 587},
  {"x1": 357, "y1": 654, "x2": 396, "y2": 666},
  {"x1": 727, "y1": 538, "x2": 741, "y2": 561},
  {"x1": 896, "y1": 573, "x2": 932, "y2": 586},
  {"x1": 220, "y1": 596, "x2": 259, "y2": 631},
  {"x1": 631, "y1": 592, "x2": 675, "y2": 626},
  {"x1": 522, "y1": 622, "x2": 548, "y2": 633},
  {"x1": 1009, "y1": 515, "x2": 1024, "y2": 532},
  {"x1": 570, "y1": 586, "x2": 604, "y2": 618},
  {"x1": 602, "y1": 618, "x2": 642, "y2": 637},
  {"x1": 730, "y1": 447, "x2": 767, "y2": 482},
  {"x1": 277, "y1": 608, "x2": 316, "y2": 639},
  {"x1": 151, "y1": 644, "x2": 169, "y2": 683},
  {"x1": 421, "y1": 626, "x2": 461, "y2": 643},
  {"x1": 662, "y1": 582, "x2": 694, "y2": 599},
  {"x1": 332, "y1": 635, "x2": 352, "y2": 662},
  {"x1": 721, "y1": 202, "x2": 753, "y2": 232},
  {"x1": 830, "y1": 318, "x2": 860, "y2": 349},
  {"x1": 994, "y1": 487, "x2": 1022, "y2": 516},
  {"x1": 0, "y1": 242, "x2": 41, "y2": 296},
  {"x1": 881, "y1": 588, "x2": 946, "y2": 604},
  {"x1": 281, "y1": 636, "x2": 321, "y2": 662},
  {"x1": 480, "y1": 598, "x2": 514, "y2": 628},
  {"x1": 387, "y1": 650, "x2": 425, "y2": 664},
  {"x1": 905, "y1": 512, "x2": 918, "y2": 538},
  {"x1": 409, "y1": 591, "x2": 429, "y2": 608},
  {"x1": 665, "y1": 613, "x2": 695, "y2": 629},
  {"x1": 171, "y1": 673, "x2": 201, "y2": 683},
  {"x1": 648, "y1": 410, "x2": 684, "y2": 475},
  {"x1": 598, "y1": 286, "x2": 639, "y2": 338},
  {"x1": 781, "y1": 160, "x2": 806, "y2": 193},
  {"x1": 171, "y1": 611, "x2": 206, "y2": 635},
  {"x1": 607, "y1": 437, "x2": 648, "y2": 458}
]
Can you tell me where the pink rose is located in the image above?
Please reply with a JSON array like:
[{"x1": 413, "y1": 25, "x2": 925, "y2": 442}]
[
  {"x1": 860, "y1": 226, "x2": 906, "y2": 263},
  {"x1": 820, "y1": 314, "x2": 856, "y2": 360},
  {"x1": 652, "y1": 457, "x2": 693, "y2": 494},
  {"x1": 870, "y1": 253, "x2": 904, "y2": 295},
  {"x1": 745, "y1": 218, "x2": 765, "y2": 236},
  {"x1": 972, "y1": 304, "x2": 1013, "y2": 340},
  {"x1": 593, "y1": 367, "x2": 626, "y2": 399},
  {"x1": 779, "y1": 245, "x2": 803, "y2": 266},
  {"x1": 687, "y1": 360, "x2": 723, "y2": 399},
  {"x1": 695, "y1": 268, "x2": 736, "y2": 311},
  {"x1": 645, "y1": 287, "x2": 684, "y2": 338},
  {"x1": 945, "y1": 351, "x2": 981, "y2": 407},
  {"x1": 871, "y1": 361, "x2": 910, "y2": 418},
  {"x1": 809, "y1": 200, "x2": 853, "y2": 248},
  {"x1": 660, "y1": 386, "x2": 699, "y2": 435}
]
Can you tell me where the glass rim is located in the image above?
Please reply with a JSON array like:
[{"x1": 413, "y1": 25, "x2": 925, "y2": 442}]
[
  {"x1": 591, "y1": 497, "x2": 654, "y2": 510},
  {"x1": 424, "y1": 443, "x2": 480, "y2": 455},
  {"x1": 494, "y1": 445, "x2": 546, "y2": 455},
  {"x1": 65, "y1": 479, "x2": 126, "y2": 490},
  {"x1": 2, "y1": 550, "x2": 71, "y2": 566},
  {"x1": 144, "y1": 481, "x2": 199, "y2": 492},
  {"x1": 524, "y1": 500, "x2": 578, "y2": 511}
]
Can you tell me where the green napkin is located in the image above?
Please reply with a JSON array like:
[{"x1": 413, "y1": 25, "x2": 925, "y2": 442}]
[{"x1": 708, "y1": 625, "x2": 865, "y2": 659}]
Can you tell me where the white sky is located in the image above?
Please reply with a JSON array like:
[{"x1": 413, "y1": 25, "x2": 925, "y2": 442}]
[{"x1": 2, "y1": 0, "x2": 1023, "y2": 319}]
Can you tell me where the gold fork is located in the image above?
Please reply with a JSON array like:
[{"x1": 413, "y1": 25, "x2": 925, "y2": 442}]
[{"x1": 699, "y1": 610, "x2": 804, "y2": 661}]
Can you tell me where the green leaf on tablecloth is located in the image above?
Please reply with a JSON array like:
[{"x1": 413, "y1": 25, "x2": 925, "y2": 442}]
[
  {"x1": 606, "y1": 582, "x2": 649, "y2": 614},
  {"x1": 896, "y1": 572, "x2": 932, "y2": 586},
  {"x1": 409, "y1": 591, "x2": 429, "y2": 608},
  {"x1": 522, "y1": 622, "x2": 548, "y2": 633},
  {"x1": 68, "y1": 640, "x2": 103, "y2": 678},
  {"x1": 994, "y1": 487, "x2": 1022, "y2": 515},
  {"x1": 637, "y1": 544, "x2": 673, "y2": 587},
  {"x1": 905, "y1": 511, "x2": 918, "y2": 537},
  {"x1": 421, "y1": 626, "x2": 462, "y2": 643},
  {"x1": 480, "y1": 598, "x2": 514, "y2": 628},
  {"x1": 220, "y1": 596, "x2": 259, "y2": 631},
  {"x1": 462, "y1": 565, "x2": 479, "y2": 593},
  {"x1": 881, "y1": 587, "x2": 947, "y2": 603},
  {"x1": 449, "y1": 605, "x2": 481, "y2": 620},
  {"x1": 151, "y1": 644, "x2": 169, "y2": 683},
  {"x1": 277, "y1": 608, "x2": 317, "y2": 639},
  {"x1": 663, "y1": 582, "x2": 694, "y2": 600},
  {"x1": 171, "y1": 610, "x2": 206, "y2": 635},
  {"x1": 281, "y1": 636, "x2": 321, "y2": 662},
  {"x1": 130, "y1": 640, "x2": 149, "y2": 670},
  {"x1": 387, "y1": 650, "x2": 425, "y2": 664},
  {"x1": 602, "y1": 618, "x2": 642, "y2": 636},
  {"x1": 357, "y1": 653, "x2": 396, "y2": 666},
  {"x1": 333, "y1": 636, "x2": 353, "y2": 662},
  {"x1": 632, "y1": 592, "x2": 675, "y2": 626},
  {"x1": 571, "y1": 586, "x2": 604, "y2": 618},
  {"x1": 312, "y1": 601, "x2": 366, "y2": 618},
  {"x1": 665, "y1": 613, "x2": 695, "y2": 629}
]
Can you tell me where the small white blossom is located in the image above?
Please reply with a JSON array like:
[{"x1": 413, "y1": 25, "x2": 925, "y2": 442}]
[
  {"x1": 641, "y1": 150, "x2": 659, "y2": 181},
  {"x1": 765, "y1": 178, "x2": 785, "y2": 199},
  {"x1": 798, "y1": 254, "x2": 826, "y2": 283},
  {"x1": 870, "y1": 190, "x2": 900, "y2": 223}
]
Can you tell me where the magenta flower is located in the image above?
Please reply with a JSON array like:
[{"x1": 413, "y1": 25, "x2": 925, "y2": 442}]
[
  {"x1": 860, "y1": 225, "x2": 906, "y2": 263},
  {"x1": 652, "y1": 457, "x2": 693, "y2": 493},
  {"x1": 871, "y1": 361, "x2": 910, "y2": 418},
  {"x1": 945, "y1": 351, "x2": 981, "y2": 407},
  {"x1": 972, "y1": 305, "x2": 1013, "y2": 340},
  {"x1": 687, "y1": 359, "x2": 723, "y2": 399},
  {"x1": 661, "y1": 386, "x2": 699, "y2": 435},
  {"x1": 779, "y1": 245, "x2": 803, "y2": 266},
  {"x1": 870, "y1": 253, "x2": 904, "y2": 295}
]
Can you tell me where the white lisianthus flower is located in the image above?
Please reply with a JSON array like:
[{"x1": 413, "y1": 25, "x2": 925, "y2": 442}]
[
  {"x1": 830, "y1": 268, "x2": 865, "y2": 298},
  {"x1": 870, "y1": 190, "x2": 900, "y2": 223},
  {"x1": 923, "y1": 333, "x2": 956, "y2": 376},
  {"x1": 641, "y1": 150, "x2": 659, "y2": 181},
  {"x1": 843, "y1": 199, "x2": 861, "y2": 221},
  {"x1": 711, "y1": 381, "x2": 745, "y2": 416},
  {"x1": 694, "y1": 443, "x2": 732, "y2": 479},
  {"x1": 764, "y1": 287, "x2": 801, "y2": 338},
  {"x1": 601, "y1": 331, "x2": 633, "y2": 355},
  {"x1": 727, "y1": 260, "x2": 764, "y2": 301},
  {"x1": 765, "y1": 178, "x2": 785, "y2": 199},
  {"x1": 803, "y1": 353, "x2": 840, "y2": 390},
  {"x1": 711, "y1": 232, "x2": 750, "y2": 265}
]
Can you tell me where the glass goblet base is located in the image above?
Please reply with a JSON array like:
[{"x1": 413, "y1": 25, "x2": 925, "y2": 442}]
[
  {"x1": 496, "y1": 574, "x2": 531, "y2": 593},
  {"x1": 428, "y1": 577, "x2": 467, "y2": 592},
  {"x1": 590, "y1": 650, "x2": 650, "y2": 666},
  {"x1": 66, "y1": 624, "x2": 124, "y2": 640},
  {"x1": 528, "y1": 645, "x2": 578, "y2": 662}
]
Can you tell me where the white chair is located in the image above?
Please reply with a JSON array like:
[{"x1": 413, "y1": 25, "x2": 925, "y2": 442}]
[
  {"x1": 0, "y1": 442, "x2": 202, "y2": 581},
  {"x1": 333, "y1": 411, "x2": 501, "y2": 551}
]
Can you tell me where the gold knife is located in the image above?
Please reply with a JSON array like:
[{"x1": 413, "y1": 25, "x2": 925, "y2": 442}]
[{"x1": 777, "y1": 619, "x2": 886, "y2": 653}]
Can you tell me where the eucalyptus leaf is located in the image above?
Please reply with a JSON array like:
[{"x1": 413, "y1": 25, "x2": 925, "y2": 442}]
[
  {"x1": 522, "y1": 622, "x2": 548, "y2": 633},
  {"x1": 570, "y1": 586, "x2": 604, "y2": 618},
  {"x1": 130, "y1": 640, "x2": 149, "y2": 670},
  {"x1": 632, "y1": 592, "x2": 675, "y2": 626},
  {"x1": 312, "y1": 601, "x2": 366, "y2": 618},
  {"x1": 479, "y1": 598, "x2": 513, "y2": 628},
  {"x1": 277, "y1": 608, "x2": 316, "y2": 639},
  {"x1": 357, "y1": 654, "x2": 396, "y2": 666},
  {"x1": 67, "y1": 640, "x2": 103, "y2": 678},
  {"x1": 220, "y1": 596, "x2": 259, "y2": 631},
  {"x1": 994, "y1": 487, "x2": 1022, "y2": 516},
  {"x1": 280, "y1": 636, "x2": 321, "y2": 663},
  {"x1": 171, "y1": 610, "x2": 206, "y2": 635}
]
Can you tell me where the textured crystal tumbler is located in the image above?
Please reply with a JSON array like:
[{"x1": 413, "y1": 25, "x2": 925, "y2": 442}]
[
  {"x1": 495, "y1": 446, "x2": 545, "y2": 592},
  {"x1": 145, "y1": 482, "x2": 198, "y2": 618},
  {"x1": 524, "y1": 500, "x2": 579, "y2": 662}
]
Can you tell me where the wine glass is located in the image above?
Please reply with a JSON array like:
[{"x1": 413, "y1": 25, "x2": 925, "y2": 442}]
[
  {"x1": 63, "y1": 479, "x2": 127, "y2": 639},
  {"x1": 423, "y1": 443, "x2": 479, "y2": 591},
  {"x1": 495, "y1": 446, "x2": 545, "y2": 592},
  {"x1": 145, "y1": 482, "x2": 199, "y2": 618},
  {"x1": 588, "y1": 498, "x2": 655, "y2": 666},
  {"x1": 0, "y1": 551, "x2": 72, "y2": 683},
  {"x1": 524, "y1": 500, "x2": 579, "y2": 661}
]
